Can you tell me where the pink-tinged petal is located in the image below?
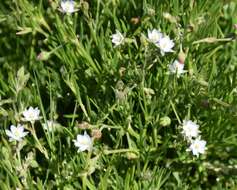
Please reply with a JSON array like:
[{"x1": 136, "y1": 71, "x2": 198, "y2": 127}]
[
  {"x1": 22, "y1": 111, "x2": 27, "y2": 118},
  {"x1": 10, "y1": 125, "x2": 17, "y2": 131},
  {"x1": 17, "y1": 125, "x2": 25, "y2": 133}
]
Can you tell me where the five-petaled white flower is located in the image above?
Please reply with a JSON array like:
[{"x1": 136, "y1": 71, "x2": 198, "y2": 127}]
[
  {"x1": 157, "y1": 36, "x2": 174, "y2": 56},
  {"x1": 5, "y1": 124, "x2": 28, "y2": 142},
  {"x1": 22, "y1": 107, "x2": 40, "y2": 122},
  {"x1": 188, "y1": 138, "x2": 206, "y2": 157},
  {"x1": 73, "y1": 131, "x2": 93, "y2": 152},
  {"x1": 147, "y1": 29, "x2": 163, "y2": 44},
  {"x1": 111, "y1": 30, "x2": 124, "y2": 47},
  {"x1": 169, "y1": 60, "x2": 185, "y2": 76},
  {"x1": 42, "y1": 120, "x2": 58, "y2": 132},
  {"x1": 60, "y1": 0, "x2": 75, "y2": 14},
  {"x1": 181, "y1": 120, "x2": 200, "y2": 140}
]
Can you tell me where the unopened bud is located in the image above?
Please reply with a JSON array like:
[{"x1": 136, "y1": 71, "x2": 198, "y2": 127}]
[
  {"x1": 178, "y1": 50, "x2": 186, "y2": 64},
  {"x1": 77, "y1": 121, "x2": 90, "y2": 129},
  {"x1": 159, "y1": 116, "x2": 171, "y2": 127},
  {"x1": 119, "y1": 67, "x2": 126, "y2": 77},
  {"x1": 140, "y1": 34, "x2": 148, "y2": 47},
  {"x1": 147, "y1": 8, "x2": 155, "y2": 16},
  {"x1": 130, "y1": 17, "x2": 140, "y2": 25},
  {"x1": 163, "y1": 12, "x2": 178, "y2": 23},
  {"x1": 144, "y1": 88, "x2": 155, "y2": 96},
  {"x1": 127, "y1": 152, "x2": 138, "y2": 160},
  {"x1": 91, "y1": 129, "x2": 102, "y2": 140},
  {"x1": 37, "y1": 51, "x2": 51, "y2": 61},
  {"x1": 115, "y1": 90, "x2": 127, "y2": 101}
]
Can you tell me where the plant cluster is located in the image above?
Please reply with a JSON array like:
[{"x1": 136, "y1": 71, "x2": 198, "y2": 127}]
[{"x1": 0, "y1": 0, "x2": 237, "y2": 189}]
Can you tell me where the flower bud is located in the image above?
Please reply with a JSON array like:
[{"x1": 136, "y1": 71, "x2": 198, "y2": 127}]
[
  {"x1": 178, "y1": 50, "x2": 186, "y2": 64},
  {"x1": 77, "y1": 121, "x2": 90, "y2": 129},
  {"x1": 37, "y1": 51, "x2": 51, "y2": 61},
  {"x1": 126, "y1": 152, "x2": 138, "y2": 160},
  {"x1": 119, "y1": 67, "x2": 126, "y2": 77},
  {"x1": 163, "y1": 12, "x2": 178, "y2": 24},
  {"x1": 91, "y1": 129, "x2": 102, "y2": 140},
  {"x1": 130, "y1": 17, "x2": 140, "y2": 25},
  {"x1": 159, "y1": 116, "x2": 171, "y2": 127},
  {"x1": 147, "y1": 8, "x2": 155, "y2": 16}
]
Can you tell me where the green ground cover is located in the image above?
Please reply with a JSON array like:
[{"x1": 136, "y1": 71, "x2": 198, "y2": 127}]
[{"x1": 0, "y1": 0, "x2": 237, "y2": 189}]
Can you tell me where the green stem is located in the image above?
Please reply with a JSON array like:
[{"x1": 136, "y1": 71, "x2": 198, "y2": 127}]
[
  {"x1": 104, "y1": 148, "x2": 139, "y2": 155},
  {"x1": 82, "y1": 175, "x2": 87, "y2": 190},
  {"x1": 29, "y1": 30, "x2": 36, "y2": 66},
  {"x1": 170, "y1": 101, "x2": 181, "y2": 124},
  {"x1": 16, "y1": 143, "x2": 22, "y2": 166},
  {"x1": 31, "y1": 122, "x2": 49, "y2": 159}
]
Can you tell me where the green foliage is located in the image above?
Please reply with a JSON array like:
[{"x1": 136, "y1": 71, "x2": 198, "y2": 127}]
[{"x1": 0, "y1": 0, "x2": 237, "y2": 189}]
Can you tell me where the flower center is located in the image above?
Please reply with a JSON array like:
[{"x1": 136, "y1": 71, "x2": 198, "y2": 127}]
[
  {"x1": 29, "y1": 112, "x2": 35, "y2": 119},
  {"x1": 80, "y1": 139, "x2": 89, "y2": 145},
  {"x1": 14, "y1": 130, "x2": 21, "y2": 138},
  {"x1": 194, "y1": 144, "x2": 200, "y2": 150},
  {"x1": 161, "y1": 41, "x2": 168, "y2": 49},
  {"x1": 65, "y1": 4, "x2": 70, "y2": 11}
]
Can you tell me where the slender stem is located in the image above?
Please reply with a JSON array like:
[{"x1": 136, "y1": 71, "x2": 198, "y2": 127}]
[
  {"x1": 82, "y1": 175, "x2": 87, "y2": 190},
  {"x1": 104, "y1": 148, "x2": 139, "y2": 155},
  {"x1": 29, "y1": 30, "x2": 36, "y2": 66},
  {"x1": 31, "y1": 122, "x2": 49, "y2": 159},
  {"x1": 170, "y1": 100, "x2": 181, "y2": 124},
  {"x1": 142, "y1": 44, "x2": 148, "y2": 85},
  {"x1": 16, "y1": 143, "x2": 22, "y2": 166}
]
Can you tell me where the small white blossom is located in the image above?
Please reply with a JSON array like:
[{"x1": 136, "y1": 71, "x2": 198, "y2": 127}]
[
  {"x1": 22, "y1": 107, "x2": 40, "y2": 122},
  {"x1": 181, "y1": 120, "x2": 200, "y2": 140},
  {"x1": 5, "y1": 124, "x2": 28, "y2": 142},
  {"x1": 73, "y1": 131, "x2": 93, "y2": 152},
  {"x1": 157, "y1": 36, "x2": 174, "y2": 56},
  {"x1": 147, "y1": 29, "x2": 163, "y2": 44},
  {"x1": 60, "y1": 0, "x2": 75, "y2": 14},
  {"x1": 188, "y1": 138, "x2": 207, "y2": 157},
  {"x1": 111, "y1": 30, "x2": 124, "y2": 47},
  {"x1": 169, "y1": 60, "x2": 185, "y2": 76},
  {"x1": 42, "y1": 120, "x2": 58, "y2": 132}
]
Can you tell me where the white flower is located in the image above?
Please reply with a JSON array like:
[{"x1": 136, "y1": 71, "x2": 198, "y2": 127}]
[
  {"x1": 169, "y1": 60, "x2": 185, "y2": 76},
  {"x1": 157, "y1": 36, "x2": 174, "y2": 56},
  {"x1": 181, "y1": 120, "x2": 200, "y2": 140},
  {"x1": 147, "y1": 29, "x2": 163, "y2": 44},
  {"x1": 188, "y1": 138, "x2": 207, "y2": 157},
  {"x1": 60, "y1": 0, "x2": 75, "y2": 14},
  {"x1": 111, "y1": 30, "x2": 124, "y2": 47},
  {"x1": 22, "y1": 107, "x2": 40, "y2": 122},
  {"x1": 5, "y1": 124, "x2": 28, "y2": 142},
  {"x1": 42, "y1": 120, "x2": 58, "y2": 132},
  {"x1": 73, "y1": 131, "x2": 93, "y2": 152}
]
